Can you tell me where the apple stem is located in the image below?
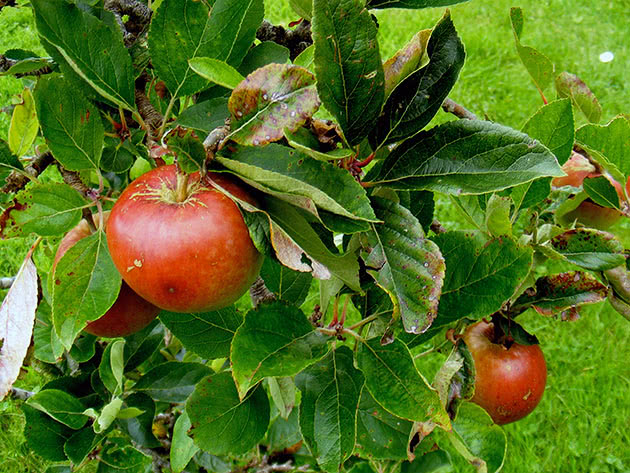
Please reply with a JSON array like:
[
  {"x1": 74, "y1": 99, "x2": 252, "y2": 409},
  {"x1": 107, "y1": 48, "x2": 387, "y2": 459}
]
[{"x1": 175, "y1": 169, "x2": 189, "y2": 203}]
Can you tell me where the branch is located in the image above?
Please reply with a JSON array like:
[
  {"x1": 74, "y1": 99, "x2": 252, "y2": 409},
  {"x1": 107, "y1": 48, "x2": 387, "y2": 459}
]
[
  {"x1": 104, "y1": 0, "x2": 152, "y2": 47},
  {"x1": 1, "y1": 151, "x2": 54, "y2": 194},
  {"x1": 135, "y1": 74, "x2": 164, "y2": 140},
  {"x1": 441, "y1": 98, "x2": 477, "y2": 120},
  {"x1": 250, "y1": 276, "x2": 276, "y2": 308},
  {"x1": 60, "y1": 168, "x2": 91, "y2": 196},
  {"x1": 256, "y1": 20, "x2": 312, "y2": 60}
]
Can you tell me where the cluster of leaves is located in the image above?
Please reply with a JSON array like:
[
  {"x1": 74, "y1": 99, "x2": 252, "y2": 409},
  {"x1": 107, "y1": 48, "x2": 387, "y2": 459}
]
[{"x1": 0, "y1": 0, "x2": 629, "y2": 472}]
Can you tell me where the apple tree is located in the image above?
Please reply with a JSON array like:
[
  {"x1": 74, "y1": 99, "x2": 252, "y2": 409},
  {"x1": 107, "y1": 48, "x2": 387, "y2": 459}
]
[{"x1": 1, "y1": 0, "x2": 629, "y2": 472}]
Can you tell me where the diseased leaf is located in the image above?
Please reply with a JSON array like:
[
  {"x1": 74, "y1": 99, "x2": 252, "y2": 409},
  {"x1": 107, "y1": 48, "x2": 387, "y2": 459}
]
[
  {"x1": 189, "y1": 57, "x2": 245, "y2": 90},
  {"x1": 383, "y1": 29, "x2": 431, "y2": 99},
  {"x1": 374, "y1": 119, "x2": 564, "y2": 194},
  {"x1": 372, "y1": 12, "x2": 465, "y2": 147},
  {"x1": 34, "y1": 75, "x2": 104, "y2": 171},
  {"x1": 284, "y1": 127, "x2": 354, "y2": 162},
  {"x1": 149, "y1": 0, "x2": 263, "y2": 97},
  {"x1": 433, "y1": 232, "x2": 533, "y2": 326},
  {"x1": 31, "y1": 0, "x2": 135, "y2": 109},
  {"x1": 549, "y1": 228, "x2": 625, "y2": 271},
  {"x1": 52, "y1": 230, "x2": 122, "y2": 350},
  {"x1": 556, "y1": 71, "x2": 602, "y2": 123},
  {"x1": 231, "y1": 301, "x2": 329, "y2": 398},
  {"x1": 357, "y1": 338, "x2": 450, "y2": 428},
  {"x1": 362, "y1": 197, "x2": 444, "y2": 334},
  {"x1": 132, "y1": 362, "x2": 212, "y2": 403},
  {"x1": 227, "y1": 64, "x2": 319, "y2": 146},
  {"x1": 295, "y1": 347, "x2": 364, "y2": 472},
  {"x1": 0, "y1": 252, "x2": 37, "y2": 400},
  {"x1": 9, "y1": 88, "x2": 38, "y2": 157},
  {"x1": 367, "y1": 0, "x2": 469, "y2": 9},
  {"x1": 312, "y1": 0, "x2": 384, "y2": 145},
  {"x1": 159, "y1": 306, "x2": 242, "y2": 360},
  {"x1": 512, "y1": 272, "x2": 607, "y2": 317},
  {"x1": 186, "y1": 372, "x2": 270, "y2": 455},
  {"x1": 97, "y1": 436, "x2": 151, "y2": 471}
]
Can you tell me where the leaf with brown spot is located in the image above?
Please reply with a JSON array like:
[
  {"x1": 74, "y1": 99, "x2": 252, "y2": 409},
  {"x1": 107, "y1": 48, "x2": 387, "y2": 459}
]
[
  {"x1": 556, "y1": 72, "x2": 602, "y2": 123},
  {"x1": 383, "y1": 29, "x2": 431, "y2": 99},
  {"x1": 227, "y1": 64, "x2": 320, "y2": 146},
  {"x1": 549, "y1": 228, "x2": 625, "y2": 271}
]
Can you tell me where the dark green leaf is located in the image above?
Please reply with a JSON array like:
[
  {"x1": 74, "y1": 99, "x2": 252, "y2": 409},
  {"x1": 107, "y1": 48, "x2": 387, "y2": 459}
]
[
  {"x1": 96, "y1": 437, "x2": 152, "y2": 472},
  {"x1": 149, "y1": 0, "x2": 263, "y2": 97},
  {"x1": 268, "y1": 377, "x2": 297, "y2": 420},
  {"x1": 355, "y1": 386, "x2": 412, "y2": 460},
  {"x1": 101, "y1": 144, "x2": 135, "y2": 174},
  {"x1": 402, "y1": 450, "x2": 453, "y2": 473},
  {"x1": 26, "y1": 389, "x2": 88, "y2": 429},
  {"x1": 510, "y1": 178, "x2": 551, "y2": 213},
  {"x1": 64, "y1": 428, "x2": 102, "y2": 465},
  {"x1": 522, "y1": 98, "x2": 574, "y2": 165},
  {"x1": 549, "y1": 228, "x2": 625, "y2": 271},
  {"x1": 23, "y1": 404, "x2": 73, "y2": 462},
  {"x1": 116, "y1": 393, "x2": 160, "y2": 449},
  {"x1": 99, "y1": 339, "x2": 125, "y2": 395},
  {"x1": 583, "y1": 176, "x2": 621, "y2": 209},
  {"x1": 556, "y1": 72, "x2": 602, "y2": 123},
  {"x1": 31, "y1": 0, "x2": 135, "y2": 109},
  {"x1": 375, "y1": 120, "x2": 564, "y2": 194},
  {"x1": 123, "y1": 320, "x2": 165, "y2": 372},
  {"x1": 433, "y1": 232, "x2": 532, "y2": 326},
  {"x1": 295, "y1": 346, "x2": 364, "y2": 472},
  {"x1": 372, "y1": 12, "x2": 464, "y2": 146},
  {"x1": 512, "y1": 271, "x2": 607, "y2": 317},
  {"x1": 238, "y1": 41, "x2": 290, "y2": 76},
  {"x1": 261, "y1": 258, "x2": 312, "y2": 306},
  {"x1": 167, "y1": 129, "x2": 206, "y2": 173},
  {"x1": 267, "y1": 406, "x2": 302, "y2": 452},
  {"x1": 231, "y1": 301, "x2": 329, "y2": 397},
  {"x1": 399, "y1": 190, "x2": 435, "y2": 234},
  {"x1": 362, "y1": 197, "x2": 444, "y2": 334},
  {"x1": 34, "y1": 75, "x2": 104, "y2": 171},
  {"x1": 0, "y1": 49, "x2": 53, "y2": 77},
  {"x1": 9, "y1": 88, "x2": 38, "y2": 157},
  {"x1": 132, "y1": 362, "x2": 212, "y2": 403},
  {"x1": 312, "y1": 0, "x2": 384, "y2": 145},
  {"x1": 175, "y1": 98, "x2": 230, "y2": 135},
  {"x1": 576, "y1": 116, "x2": 630, "y2": 176},
  {"x1": 34, "y1": 299, "x2": 64, "y2": 364},
  {"x1": 367, "y1": 0, "x2": 469, "y2": 9},
  {"x1": 356, "y1": 338, "x2": 449, "y2": 427},
  {"x1": 0, "y1": 139, "x2": 23, "y2": 186},
  {"x1": 52, "y1": 230, "x2": 122, "y2": 350},
  {"x1": 4, "y1": 183, "x2": 87, "y2": 237},
  {"x1": 186, "y1": 372, "x2": 270, "y2": 455},
  {"x1": 159, "y1": 306, "x2": 242, "y2": 359},
  {"x1": 227, "y1": 64, "x2": 319, "y2": 146},
  {"x1": 284, "y1": 127, "x2": 354, "y2": 162}
]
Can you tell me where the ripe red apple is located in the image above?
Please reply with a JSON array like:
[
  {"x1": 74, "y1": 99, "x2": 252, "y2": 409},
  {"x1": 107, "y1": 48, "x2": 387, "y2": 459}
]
[
  {"x1": 53, "y1": 215, "x2": 161, "y2": 337},
  {"x1": 551, "y1": 151, "x2": 598, "y2": 188},
  {"x1": 560, "y1": 199, "x2": 623, "y2": 230},
  {"x1": 462, "y1": 320, "x2": 547, "y2": 425},
  {"x1": 106, "y1": 165, "x2": 263, "y2": 313}
]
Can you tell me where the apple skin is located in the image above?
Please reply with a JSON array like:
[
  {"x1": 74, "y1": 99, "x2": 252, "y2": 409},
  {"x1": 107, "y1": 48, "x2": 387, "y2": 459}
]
[
  {"x1": 561, "y1": 199, "x2": 623, "y2": 230},
  {"x1": 462, "y1": 320, "x2": 547, "y2": 425},
  {"x1": 106, "y1": 165, "x2": 263, "y2": 313},
  {"x1": 552, "y1": 151, "x2": 598, "y2": 188},
  {"x1": 53, "y1": 216, "x2": 161, "y2": 338}
]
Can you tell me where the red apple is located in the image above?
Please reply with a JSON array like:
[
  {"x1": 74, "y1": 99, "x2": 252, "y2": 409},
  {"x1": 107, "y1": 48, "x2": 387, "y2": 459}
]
[
  {"x1": 462, "y1": 320, "x2": 547, "y2": 425},
  {"x1": 106, "y1": 165, "x2": 263, "y2": 313},
  {"x1": 53, "y1": 215, "x2": 161, "y2": 337},
  {"x1": 552, "y1": 151, "x2": 598, "y2": 188}
]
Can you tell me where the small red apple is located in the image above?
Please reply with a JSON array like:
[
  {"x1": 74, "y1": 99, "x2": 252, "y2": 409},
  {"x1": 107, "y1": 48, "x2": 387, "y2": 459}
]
[
  {"x1": 53, "y1": 214, "x2": 161, "y2": 337},
  {"x1": 462, "y1": 320, "x2": 547, "y2": 425},
  {"x1": 552, "y1": 151, "x2": 598, "y2": 188}
]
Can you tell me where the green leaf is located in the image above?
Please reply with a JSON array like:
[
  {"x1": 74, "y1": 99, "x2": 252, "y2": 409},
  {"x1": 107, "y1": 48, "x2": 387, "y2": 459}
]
[
  {"x1": 23, "y1": 404, "x2": 73, "y2": 462},
  {"x1": 96, "y1": 436, "x2": 152, "y2": 472},
  {"x1": 31, "y1": 0, "x2": 135, "y2": 109},
  {"x1": 549, "y1": 228, "x2": 625, "y2": 271},
  {"x1": 123, "y1": 320, "x2": 165, "y2": 372},
  {"x1": 99, "y1": 339, "x2": 125, "y2": 396},
  {"x1": 268, "y1": 406, "x2": 302, "y2": 452},
  {"x1": 159, "y1": 306, "x2": 242, "y2": 359},
  {"x1": 260, "y1": 258, "x2": 313, "y2": 306},
  {"x1": 372, "y1": 12, "x2": 465, "y2": 147},
  {"x1": 166, "y1": 129, "x2": 206, "y2": 174},
  {"x1": 583, "y1": 176, "x2": 622, "y2": 209},
  {"x1": 116, "y1": 393, "x2": 160, "y2": 449},
  {"x1": 382, "y1": 29, "x2": 431, "y2": 100},
  {"x1": 375, "y1": 119, "x2": 564, "y2": 194},
  {"x1": 268, "y1": 377, "x2": 297, "y2": 420},
  {"x1": 367, "y1": 0, "x2": 469, "y2": 8},
  {"x1": 52, "y1": 230, "x2": 122, "y2": 350},
  {"x1": 510, "y1": 7, "x2": 554, "y2": 98},
  {"x1": 4, "y1": 183, "x2": 87, "y2": 237},
  {"x1": 576, "y1": 116, "x2": 630, "y2": 176},
  {"x1": 484, "y1": 194, "x2": 512, "y2": 237},
  {"x1": 295, "y1": 346, "x2": 364, "y2": 472},
  {"x1": 512, "y1": 271, "x2": 607, "y2": 317},
  {"x1": 0, "y1": 49, "x2": 53, "y2": 77},
  {"x1": 362, "y1": 197, "x2": 444, "y2": 334},
  {"x1": 556, "y1": 71, "x2": 602, "y2": 123},
  {"x1": 0, "y1": 139, "x2": 23, "y2": 187},
  {"x1": 34, "y1": 300, "x2": 64, "y2": 363},
  {"x1": 227, "y1": 64, "x2": 319, "y2": 146},
  {"x1": 132, "y1": 362, "x2": 212, "y2": 403},
  {"x1": 100, "y1": 143, "x2": 135, "y2": 174},
  {"x1": 231, "y1": 301, "x2": 330, "y2": 398},
  {"x1": 175, "y1": 98, "x2": 230, "y2": 136},
  {"x1": 217, "y1": 144, "x2": 377, "y2": 223},
  {"x1": 171, "y1": 412, "x2": 199, "y2": 473},
  {"x1": 433, "y1": 232, "x2": 532, "y2": 326},
  {"x1": 355, "y1": 386, "x2": 412, "y2": 460},
  {"x1": 289, "y1": 0, "x2": 312, "y2": 19},
  {"x1": 64, "y1": 427, "x2": 103, "y2": 465},
  {"x1": 284, "y1": 127, "x2": 354, "y2": 162},
  {"x1": 34, "y1": 75, "x2": 104, "y2": 171},
  {"x1": 26, "y1": 389, "x2": 88, "y2": 429},
  {"x1": 357, "y1": 338, "x2": 449, "y2": 428},
  {"x1": 442, "y1": 402, "x2": 506, "y2": 473},
  {"x1": 94, "y1": 397, "x2": 124, "y2": 434},
  {"x1": 293, "y1": 44, "x2": 315, "y2": 70},
  {"x1": 189, "y1": 57, "x2": 245, "y2": 89},
  {"x1": 522, "y1": 98, "x2": 574, "y2": 166},
  {"x1": 312, "y1": 0, "x2": 385, "y2": 145},
  {"x1": 149, "y1": 0, "x2": 264, "y2": 97},
  {"x1": 238, "y1": 41, "x2": 290, "y2": 76},
  {"x1": 186, "y1": 372, "x2": 270, "y2": 456},
  {"x1": 9, "y1": 88, "x2": 38, "y2": 157},
  {"x1": 399, "y1": 190, "x2": 435, "y2": 234}
]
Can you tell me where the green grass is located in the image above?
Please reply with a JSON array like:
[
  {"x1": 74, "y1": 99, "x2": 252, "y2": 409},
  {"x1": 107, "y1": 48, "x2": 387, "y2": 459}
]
[{"x1": 2, "y1": 1, "x2": 630, "y2": 472}]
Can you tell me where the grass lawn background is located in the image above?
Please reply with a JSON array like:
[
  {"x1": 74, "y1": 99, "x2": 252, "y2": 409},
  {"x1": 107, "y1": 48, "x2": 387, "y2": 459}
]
[{"x1": 1, "y1": 1, "x2": 630, "y2": 472}]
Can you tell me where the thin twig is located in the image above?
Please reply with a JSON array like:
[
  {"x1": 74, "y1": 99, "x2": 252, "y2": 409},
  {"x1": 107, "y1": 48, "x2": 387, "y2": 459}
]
[
  {"x1": 256, "y1": 20, "x2": 313, "y2": 60},
  {"x1": 2, "y1": 151, "x2": 54, "y2": 194},
  {"x1": 441, "y1": 98, "x2": 477, "y2": 120},
  {"x1": 250, "y1": 276, "x2": 276, "y2": 308}
]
